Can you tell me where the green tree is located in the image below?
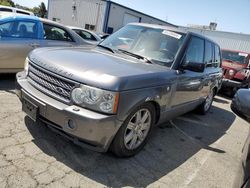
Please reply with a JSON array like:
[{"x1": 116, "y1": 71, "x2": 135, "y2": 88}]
[
  {"x1": 32, "y1": 6, "x2": 40, "y2": 16},
  {"x1": 38, "y1": 2, "x2": 47, "y2": 18},
  {"x1": 0, "y1": 0, "x2": 15, "y2": 7}
]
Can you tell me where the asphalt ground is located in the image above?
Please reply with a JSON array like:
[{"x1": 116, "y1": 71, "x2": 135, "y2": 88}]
[{"x1": 0, "y1": 74, "x2": 249, "y2": 188}]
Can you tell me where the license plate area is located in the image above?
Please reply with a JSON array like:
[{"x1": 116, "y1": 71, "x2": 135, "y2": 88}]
[{"x1": 22, "y1": 98, "x2": 38, "y2": 121}]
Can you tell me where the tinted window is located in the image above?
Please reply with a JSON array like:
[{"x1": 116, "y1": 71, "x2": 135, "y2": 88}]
[
  {"x1": 43, "y1": 24, "x2": 73, "y2": 42},
  {"x1": 185, "y1": 37, "x2": 204, "y2": 64},
  {"x1": 0, "y1": 21, "x2": 38, "y2": 38},
  {"x1": 204, "y1": 41, "x2": 213, "y2": 67},
  {"x1": 214, "y1": 45, "x2": 221, "y2": 67},
  {"x1": 16, "y1": 10, "x2": 30, "y2": 15},
  {"x1": 0, "y1": 8, "x2": 12, "y2": 12},
  {"x1": 74, "y1": 29, "x2": 97, "y2": 41}
]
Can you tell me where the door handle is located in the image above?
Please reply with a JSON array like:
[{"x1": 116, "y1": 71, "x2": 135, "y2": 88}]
[{"x1": 30, "y1": 43, "x2": 40, "y2": 48}]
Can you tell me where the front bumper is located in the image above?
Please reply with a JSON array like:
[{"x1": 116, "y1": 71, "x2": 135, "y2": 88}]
[
  {"x1": 16, "y1": 71, "x2": 123, "y2": 152},
  {"x1": 222, "y1": 78, "x2": 249, "y2": 88}
]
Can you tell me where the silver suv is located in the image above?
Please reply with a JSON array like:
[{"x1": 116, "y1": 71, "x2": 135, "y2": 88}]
[{"x1": 16, "y1": 23, "x2": 222, "y2": 157}]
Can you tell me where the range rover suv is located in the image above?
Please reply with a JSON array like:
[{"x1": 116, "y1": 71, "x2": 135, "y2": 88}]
[{"x1": 16, "y1": 23, "x2": 223, "y2": 157}]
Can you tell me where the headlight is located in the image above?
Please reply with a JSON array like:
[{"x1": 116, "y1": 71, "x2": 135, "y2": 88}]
[
  {"x1": 24, "y1": 58, "x2": 29, "y2": 76},
  {"x1": 229, "y1": 69, "x2": 235, "y2": 76},
  {"x1": 71, "y1": 85, "x2": 119, "y2": 114}
]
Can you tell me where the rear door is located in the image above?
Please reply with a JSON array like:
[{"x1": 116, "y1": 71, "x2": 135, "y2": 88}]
[
  {"x1": 203, "y1": 42, "x2": 222, "y2": 98},
  {"x1": 0, "y1": 20, "x2": 40, "y2": 72},
  {"x1": 171, "y1": 36, "x2": 207, "y2": 106}
]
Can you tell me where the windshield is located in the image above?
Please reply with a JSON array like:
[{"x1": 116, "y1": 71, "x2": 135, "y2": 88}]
[
  {"x1": 100, "y1": 25, "x2": 186, "y2": 67},
  {"x1": 222, "y1": 50, "x2": 249, "y2": 64}
]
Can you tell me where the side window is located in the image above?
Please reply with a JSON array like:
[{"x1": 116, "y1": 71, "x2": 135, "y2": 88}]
[
  {"x1": 80, "y1": 30, "x2": 97, "y2": 41},
  {"x1": 0, "y1": 21, "x2": 14, "y2": 37},
  {"x1": 0, "y1": 8, "x2": 13, "y2": 12},
  {"x1": 185, "y1": 36, "x2": 205, "y2": 64},
  {"x1": 0, "y1": 21, "x2": 37, "y2": 39},
  {"x1": 43, "y1": 24, "x2": 73, "y2": 42},
  {"x1": 204, "y1": 41, "x2": 213, "y2": 67},
  {"x1": 214, "y1": 45, "x2": 221, "y2": 67},
  {"x1": 16, "y1": 10, "x2": 30, "y2": 15}
]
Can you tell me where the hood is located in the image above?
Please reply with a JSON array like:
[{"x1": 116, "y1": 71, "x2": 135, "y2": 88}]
[
  {"x1": 29, "y1": 47, "x2": 175, "y2": 91},
  {"x1": 222, "y1": 60, "x2": 247, "y2": 71}
]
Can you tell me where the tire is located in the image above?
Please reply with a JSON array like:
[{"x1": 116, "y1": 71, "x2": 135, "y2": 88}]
[
  {"x1": 197, "y1": 89, "x2": 215, "y2": 115},
  {"x1": 110, "y1": 103, "x2": 156, "y2": 157}
]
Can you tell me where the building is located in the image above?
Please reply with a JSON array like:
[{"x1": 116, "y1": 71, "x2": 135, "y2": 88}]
[
  {"x1": 47, "y1": 0, "x2": 176, "y2": 34},
  {"x1": 179, "y1": 26, "x2": 250, "y2": 53}
]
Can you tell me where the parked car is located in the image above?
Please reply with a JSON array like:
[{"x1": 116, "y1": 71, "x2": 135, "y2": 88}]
[
  {"x1": 68, "y1": 26, "x2": 101, "y2": 45},
  {"x1": 0, "y1": 5, "x2": 34, "y2": 19},
  {"x1": 231, "y1": 89, "x2": 250, "y2": 188},
  {"x1": 221, "y1": 49, "x2": 250, "y2": 96},
  {"x1": 0, "y1": 15, "x2": 88, "y2": 73},
  {"x1": 16, "y1": 23, "x2": 223, "y2": 157}
]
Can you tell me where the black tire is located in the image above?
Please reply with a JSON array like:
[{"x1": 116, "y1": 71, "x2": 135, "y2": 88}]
[
  {"x1": 110, "y1": 103, "x2": 156, "y2": 157},
  {"x1": 197, "y1": 89, "x2": 215, "y2": 115}
]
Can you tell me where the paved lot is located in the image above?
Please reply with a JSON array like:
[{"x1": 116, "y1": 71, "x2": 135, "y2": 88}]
[{"x1": 0, "y1": 74, "x2": 249, "y2": 188}]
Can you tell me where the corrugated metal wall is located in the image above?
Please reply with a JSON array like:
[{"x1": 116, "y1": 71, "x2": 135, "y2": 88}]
[
  {"x1": 179, "y1": 26, "x2": 250, "y2": 53},
  {"x1": 107, "y1": 3, "x2": 174, "y2": 33},
  {"x1": 48, "y1": 0, "x2": 106, "y2": 32}
]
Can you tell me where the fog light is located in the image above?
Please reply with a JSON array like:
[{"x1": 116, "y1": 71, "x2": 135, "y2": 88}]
[{"x1": 67, "y1": 119, "x2": 76, "y2": 130}]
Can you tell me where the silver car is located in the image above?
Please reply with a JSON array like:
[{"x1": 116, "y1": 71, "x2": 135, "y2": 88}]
[
  {"x1": 16, "y1": 23, "x2": 223, "y2": 157},
  {"x1": 68, "y1": 26, "x2": 101, "y2": 45},
  {"x1": 0, "y1": 15, "x2": 88, "y2": 73}
]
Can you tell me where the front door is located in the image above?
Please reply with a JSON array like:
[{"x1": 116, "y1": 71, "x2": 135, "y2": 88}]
[{"x1": 171, "y1": 36, "x2": 207, "y2": 107}]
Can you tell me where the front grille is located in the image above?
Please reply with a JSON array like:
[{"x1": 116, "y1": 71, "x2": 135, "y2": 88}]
[{"x1": 27, "y1": 62, "x2": 78, "y2": 103}]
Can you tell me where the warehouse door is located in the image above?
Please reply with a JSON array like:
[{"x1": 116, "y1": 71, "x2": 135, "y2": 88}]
[{"x1": 123, "y1": 13, "x2": 140, "y2": 26}]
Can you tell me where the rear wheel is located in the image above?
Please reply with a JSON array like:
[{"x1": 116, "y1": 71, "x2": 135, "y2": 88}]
[
  {"x1": 198, "y1": 89, "x2": 215, "y2": 115},
  {"x1": 110, "y1": 103, "x2": 155, "y2": 157}
]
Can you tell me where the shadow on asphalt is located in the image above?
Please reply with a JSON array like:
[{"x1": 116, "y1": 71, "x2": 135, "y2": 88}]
[
  {"x1": 24, "y1": 104, "x2": 236, "y2": 187},
  {"x1": 0, "y1": 74, "x2": 16, "y2": 94},
  {"x1": 214, "y1": 96, "x2": 230, "y2": 104}
]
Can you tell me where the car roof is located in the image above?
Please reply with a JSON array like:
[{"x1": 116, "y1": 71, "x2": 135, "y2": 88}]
[
  {"x1": 0, "y1": 15, "x2": 69, "y2": 28},
  {"x1": 0, "y1": 15, "x2": 39, "y2": 22},
  {"x1": 128, "y1": 23, "x2": 219, "y2": 47},
  {"x1": 0, "y1": 5, "x2": 34, "y2": 14}
]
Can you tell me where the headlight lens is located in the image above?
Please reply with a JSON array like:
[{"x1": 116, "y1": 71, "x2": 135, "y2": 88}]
[
  {"x1": 229, "y1": 69, "x2": 235, "y2": 76},
  {"x1": 24, "y1": 58, "x2": 29, "y2": 76},
  {"x1": 71, "y1": 85, "x2": 119, "y2": 114}
]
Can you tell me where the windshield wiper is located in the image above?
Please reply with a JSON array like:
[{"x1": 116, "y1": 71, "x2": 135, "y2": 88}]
[
  {"x1": 118, "y1": 49, "x2": 153, "y2": 64},
  {"x1": 97, "y1": 44, "x2": 115, "y2": 53}
]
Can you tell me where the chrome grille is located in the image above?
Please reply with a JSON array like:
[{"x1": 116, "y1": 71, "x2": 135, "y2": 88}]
[{"x1": 28, "y1": 63, "x2": 77, "y2": 103}]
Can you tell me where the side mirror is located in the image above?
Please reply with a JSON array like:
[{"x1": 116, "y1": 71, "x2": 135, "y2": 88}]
[{"x1": 182, "y1": 61, "x2": 205, "y2": 73}]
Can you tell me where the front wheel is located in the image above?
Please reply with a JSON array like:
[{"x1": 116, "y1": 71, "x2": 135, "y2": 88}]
[
  {"x1": 110, "y1": 103, "x2": 155, "y2": 157},
  {"x1": 198, "y1": 89, "x2": 215, "y2": 115}
]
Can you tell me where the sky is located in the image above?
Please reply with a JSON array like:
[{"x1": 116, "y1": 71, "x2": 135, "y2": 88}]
[{"x1": 12, "y1": 0, "x2": 250, "y2": 34}]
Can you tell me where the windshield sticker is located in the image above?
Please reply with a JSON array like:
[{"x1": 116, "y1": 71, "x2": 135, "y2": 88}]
[
  {"x1": 239, "y1": 52, "x2": 248, "y2": 57},
  {"x1": 162, "y1": 30, "x2": 182, "y2": 39}
]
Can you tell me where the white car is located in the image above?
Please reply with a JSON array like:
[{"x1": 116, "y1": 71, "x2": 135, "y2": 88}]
[
  {"x1": 0, "y1": 5, "x2": 34, "y2": 19},
  {"x1": 68, "y1": 26, "x2": 101, "y2": 45}
]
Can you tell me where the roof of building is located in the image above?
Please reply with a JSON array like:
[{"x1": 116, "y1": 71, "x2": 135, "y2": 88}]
[{"x1": 109, "y1": 1, "x2": 177, "y2": 27}]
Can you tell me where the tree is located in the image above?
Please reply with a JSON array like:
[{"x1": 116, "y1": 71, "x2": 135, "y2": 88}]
[
  {"x1": 0, "y1": 0, "x2": 15, "y2": 7},
  {"x1": 38, "y1": 2, "x2": 47, "y2": 18}
]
